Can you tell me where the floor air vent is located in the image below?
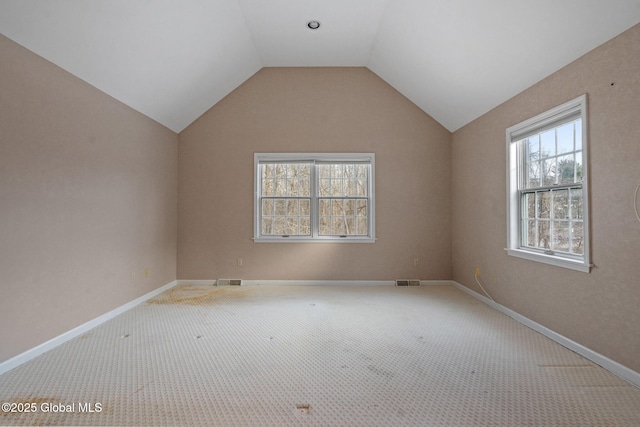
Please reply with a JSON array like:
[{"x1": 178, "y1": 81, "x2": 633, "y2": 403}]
[
  {"x1": 217, "y1": 279, "x2": 242, "y2": 286},
  {"x1": 396, "y1": 279, "x2": 421, "y2": 287}
]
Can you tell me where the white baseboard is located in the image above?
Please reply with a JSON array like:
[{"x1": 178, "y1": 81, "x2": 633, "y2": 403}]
[
  {"x1": 176, "y1": 279, "x2": 216, "y2": 286},
  {"x1": 450, "y1": 280, "x2": 640, "y2": 389},
  {"x1": 420, "y1": 280, "x2": 452, "y2": 286},
  {"x1": 239, "y1": 280, "x2": 396, "y2": 286},
  {"x1": 0, "y1": 280, "x2": 178, "y2": 376},
  {"x1": 178, "y1": 279, "x2": 449, "y2": 287},
  {"x1": 179, "y1": 279, "x2": 396, "y2": 286}
]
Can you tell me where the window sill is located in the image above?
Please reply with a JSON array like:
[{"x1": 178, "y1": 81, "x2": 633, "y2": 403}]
[
  {"x1": 505, "y1": 248, "x2": 591, "y2": 273},
  {"x1": 254, "y1": 236, "x2": 376, "y2": 243}
]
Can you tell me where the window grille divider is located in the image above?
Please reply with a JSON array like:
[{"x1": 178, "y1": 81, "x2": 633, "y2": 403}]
[
  {"x1": 506, "y1": 95, "x2": 590, "y2": 272},
  {"x1": 254, "y1": 153, "x2": 375, "y2": 242}
]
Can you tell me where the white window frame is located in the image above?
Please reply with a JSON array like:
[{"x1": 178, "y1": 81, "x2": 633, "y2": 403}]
[
  {"x1": 254, "y1": 153, "x2": 376, "y2": 243},
  {"x1": 506, "y1": 95, "x2": 591, "y2": 272}
]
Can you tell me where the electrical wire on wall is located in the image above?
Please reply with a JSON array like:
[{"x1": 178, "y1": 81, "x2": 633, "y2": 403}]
[
  {"x1": 635, "y1": 183, "x2": 640, "y2": 223},
  {"x1": 475, "y1": 269, "x2": 494, "y2": 302}
]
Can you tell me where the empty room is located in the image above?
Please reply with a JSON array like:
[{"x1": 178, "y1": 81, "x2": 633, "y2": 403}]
[{"x1": 1, "y1": 1, "x2": 640, "y2": 425}]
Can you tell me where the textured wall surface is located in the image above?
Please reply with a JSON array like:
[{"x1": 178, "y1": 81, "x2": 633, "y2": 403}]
[
  {"x1": 0, "y1": 35, "x2": 179, "y2": 363},
  {"x1": 451, "y1": 24, "x2": 640, "y2": 372},
  {"x1": 178, "y1": 67, "x2": 452, "y2": 281}
]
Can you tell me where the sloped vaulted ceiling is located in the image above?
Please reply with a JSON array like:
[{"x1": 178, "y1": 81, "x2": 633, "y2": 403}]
[{"x1": 1, "y1": 0, "x2": 640, "y2": 133}]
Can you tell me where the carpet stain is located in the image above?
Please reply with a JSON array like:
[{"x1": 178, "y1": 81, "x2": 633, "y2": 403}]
[
  {"x1": 295, "y1": 404, "x2": 310, "y2": 414},
  {"x1": 128, "y1": 381, "x2": 154, "y2": 397},
  {"x1": 146, "y1": 285, "x2": 256, "y2": 306}
]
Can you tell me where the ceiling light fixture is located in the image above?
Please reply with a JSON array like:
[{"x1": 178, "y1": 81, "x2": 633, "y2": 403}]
[{"x1": 307, "y1": 20, "x2": 321, "y2": 30}]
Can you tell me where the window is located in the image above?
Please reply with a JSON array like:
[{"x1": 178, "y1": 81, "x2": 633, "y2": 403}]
[
  {"x1": 506, "y1": 95, "x2": 591, "y2": 272},
  {"x1": 254, "y1": 153, "x2": 375, "y2": 242}
]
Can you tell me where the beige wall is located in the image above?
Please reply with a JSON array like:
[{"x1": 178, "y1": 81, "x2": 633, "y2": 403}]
[
  {"x1": 452, "y1": 24, "x2": 640, "y2": 372},
  {"x1": 178, "y1": 67, "x2": 452, "y2": 281},
  {"x1": 0, "y1": 35, "x2": 178, "y2": 363}
]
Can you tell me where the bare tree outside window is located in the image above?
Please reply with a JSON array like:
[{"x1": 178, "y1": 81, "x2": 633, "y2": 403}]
[
  {"x1": 520, "y1": 118, "x2": 584, "y2": 255},
  {"x1": 255, "y1": 154, "x2": 375, "y2": 242},
  {"x1": 507, "y1": 95, "x2": 589, "y2": 272},
  {"x1": 318, "y1": 164, "x2": 368, "y2": 236},
  {"x1": 260, "y1": 163, "x2": 311, "y2": 236}
]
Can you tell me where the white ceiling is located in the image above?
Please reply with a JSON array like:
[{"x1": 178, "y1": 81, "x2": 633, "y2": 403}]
[{"x1": 1, "y1": 0, "x2": 639, "y2": 133}]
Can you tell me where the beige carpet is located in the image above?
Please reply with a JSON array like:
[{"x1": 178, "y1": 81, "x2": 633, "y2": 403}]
[{"x1": 1, "y1": 284, "x2": 639, "y2": 426}]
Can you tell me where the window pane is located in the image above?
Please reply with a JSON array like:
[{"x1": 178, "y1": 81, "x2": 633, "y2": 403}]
[
  {"x1": 540, "y1": 129, "x2": 555, "y2": 158},
  {"x1": 344, "y1": 199, "x2": 355, "y2": 216},
  {"x1": 575, "y1": 119, "x2": 582, "y2": 150},
  {"x1": 345, "y1": 179, "x2": 356, "y2": 196},
  {"x1": 557, "y1": 154, "x2": 576, "y2": 185},
  {"x1": 319, "y1": 179, "x2": 331, "y2": 196},
  {"x1": 331, "y1": 199, "x2": 342, "y2": 215},
  {"x1": 345, "y1": 217, "x2": 355, "y2": 235},
  {"x1": 571, "y1": 189, "x2": 583, "y2": 219},
  {"x1": 287, "y1": 179, "x2": 299, "y2": 196},
  {"x1": 262, "y1": 199, "x2": 274, "y2": 216},
  {"x1": 524, "y1": 136, "x2": 540, "y2": 189},
  {"x1": 537, "y1": 220, "x2": 550, "y2": 249},
  {"x1": 527, "y1": 135, "x2": 540, "y2": 160},
  {"x1": 262, "y1": 178, "x2": 275, "y2": 196},
  {"x1": 523, "y1": 220, "x2": 536, "y2": 247},
  {"x1": 262, "y1": 164, "x2": 274, "y2": 179},
  {"x1": 300, "y1": 179, "x2": 310, "y2": 196},
  {"x1": 552, "y1": 189, "x2": 569, "y2": 219},
  {"x1": 286, "y1": 218, "x2": 298, "y2": 235},
  {"x1": 300, "y1": 199, "x2": 310, "y2": 216},
  {"x1": 356, "y1": 200, "x2": 368, "y2": 216},
  {"x1": 286, "y1": 165, "x2": 298, "y2": 179},
  {"x1": 331, "y1": 217, "x2": 344, "y2": 235},
  {"x1": 343, "y1": 164, "x2": 355, "y2": 179},
  {"x1": 575, "y1": 152, "x2": 583, "y2": 182},
  {"x1": 356, "y1": 179, "x2": 368, "y2": 196},
  {"x1": 572, "y1": 222, "x2": 584, "y2": 254},
  {"x1": 537, "y1": 191, "x2": 550, "y2": 219},
  {"x1": 275, "y1": 179, "x2": 287, "y2": 196},
  {"x1": 319, "y1": 199, "x2": 330, "y2": 216},
  {"x1": 300, "y1": 218, "x2": 310, "y2": 235},
  {"x1": 274, "y1": 199, "x2": 286, "y2": 216},
  {"x1": 525, "y1": 161, "x2": 540, "y2": 189},
  {"x1": 274, "y1": 217, "x2": 287, "y2": 234},
  {"x1": 556, "y1": 122, "x2": 575, "y2": 154},
  {"x1": 357, "y1": 218, "x2": 368, "y2": 235},
  {"x1": 318, "y1": 164, "x2": 330, "y2": 179},
  {"x1": 553, "y1": 221, "x2": 570, "y2": 252},
  {"x1": 523, "y1": 193, "x2": 535, "y2": 218},
  {"x1": 319, "y1": 217, "x2": 330, "y2": 235},
  {"x1": 542, "y1": 158, "x2": 556, "y2": 186},
  {"x1": 318, "y1": 197, "x2": 368, "y2": 236},
  {"x1": 331, "y1": 179, "x2": 343, "y2": 197},
  {"x1": 260, "y1": 163, "x2": 312, "y2": 198},
  {"x1": 286, "y1": 199, "x2": 298, "y2": 216},
  {"x1": 261, "y1": 218, "x2": 273, "y2": 235}
]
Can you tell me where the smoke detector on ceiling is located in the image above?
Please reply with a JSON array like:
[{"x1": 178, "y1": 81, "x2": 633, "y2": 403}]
[{"x1": 307, "y1": 20, "x2": 321, "y2": 30}]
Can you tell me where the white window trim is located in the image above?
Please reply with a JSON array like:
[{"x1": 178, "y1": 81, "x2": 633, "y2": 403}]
[
  {"x1": 506, "y1": 95, "x2": 591, "y2": 273},
  {"x1": 253, "y1": 153, "x2": 376, "y2": 243}
]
